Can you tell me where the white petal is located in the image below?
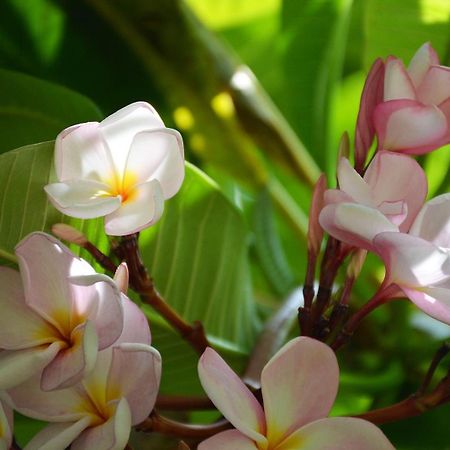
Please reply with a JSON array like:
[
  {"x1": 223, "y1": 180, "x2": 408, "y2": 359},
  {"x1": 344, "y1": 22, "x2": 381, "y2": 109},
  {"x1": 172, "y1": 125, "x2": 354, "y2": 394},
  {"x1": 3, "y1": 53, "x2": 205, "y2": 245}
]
[
  {"x1": 24, "y1": 417, "x2": 91, "y2": 450},
  {"x1": 126, "y1": 128, "x2": 184, "y2": 198},
  {"x1": 408, "y1": 42, "x2": 439, "y2": 87},
  {"x1": 337, "y1": 158, "x2": 372, "y2": 205},
  {"x1": 410, "y1": 193, "x2": 450, "y2": 248},
  {"x1": 0, "y1": 343, "x2": 62, "y2": 390},
  {"x1": 55, "y1": 122, "x2": 114, "y2": 183},
  {"x1": 104, "y1": 180, "x2": 164, "y2": 236},
  {"x1": 45, "y1": 180, "x2": 121, "y2": 219},
  {"x1": 100, "y1": 102, "x2": 165, "y2": 175},
  {"x1": 72, "y1": 398, "x2": 132, "y2": 450},
  {"x1": 417, "y1": 66, "x2": 450, "y2": 105},
  {"x1": 384, "y1": 58, "x2": 416, "y2": 101}
]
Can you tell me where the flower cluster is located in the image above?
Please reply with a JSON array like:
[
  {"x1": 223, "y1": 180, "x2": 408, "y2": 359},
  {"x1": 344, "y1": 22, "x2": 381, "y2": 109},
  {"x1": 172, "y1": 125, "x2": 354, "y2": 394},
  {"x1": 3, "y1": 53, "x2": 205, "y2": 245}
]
[
  {"x1": 320, "y1": 42, "x2": 450, "y2": 325},
  {"x1": 0, "y1": 233, "x2": 161, "y2": 449}
]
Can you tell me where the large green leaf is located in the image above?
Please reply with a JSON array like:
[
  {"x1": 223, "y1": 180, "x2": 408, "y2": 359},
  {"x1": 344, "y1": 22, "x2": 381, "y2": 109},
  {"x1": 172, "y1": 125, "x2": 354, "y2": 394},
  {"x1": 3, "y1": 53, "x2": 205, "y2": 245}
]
[
  {"x1": 0, "y1": 142, "x2": 258, "y2": 395},
  {"x1": 0, "y1": 68, "x2": 101, "y2": 154}
]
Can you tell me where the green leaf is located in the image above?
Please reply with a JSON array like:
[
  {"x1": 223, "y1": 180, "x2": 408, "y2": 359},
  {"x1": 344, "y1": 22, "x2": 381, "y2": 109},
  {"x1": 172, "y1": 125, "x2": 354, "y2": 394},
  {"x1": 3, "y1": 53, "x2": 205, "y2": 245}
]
[
  {"x1": 139, "y1": 164, "x2": 259, "y2": 395},
  {"x1": 0, "y1": 68, "x2": 102, "y2": 154},
  {"x1": 364, "y1": 0, "x2": 450, "y2": 68}
]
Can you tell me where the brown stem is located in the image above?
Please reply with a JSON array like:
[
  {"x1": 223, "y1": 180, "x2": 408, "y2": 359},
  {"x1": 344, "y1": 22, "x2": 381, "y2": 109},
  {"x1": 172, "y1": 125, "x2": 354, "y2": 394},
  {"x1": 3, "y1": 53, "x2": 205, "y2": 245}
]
[
  {"x1": 310, "y1": 238, "x2": 349, "y2": 337},
  {"x1": 356, "y1": 372, "x2": 450, "y2": 424},
  {"x1": 83, "y1": 241, "x2": 118, "y2": 273},
  {"x1": 331, "y1": 284, "x2": 399, "y2": 351},
  {"x1": 418, "y1": 341, "x2": 450, "y2": 395},
  {"x1": 156, "y1": 395, "x2": 215, "y2": 411},
  {"x1": 300, "y1": 251, "x2": 316, "y2": 336},
  {"x1": 136, "y1": 411, "x2": 231, "y2": 439},
  {"x1": 118, "y1": 234, "x2": 210, "y2": 355}
]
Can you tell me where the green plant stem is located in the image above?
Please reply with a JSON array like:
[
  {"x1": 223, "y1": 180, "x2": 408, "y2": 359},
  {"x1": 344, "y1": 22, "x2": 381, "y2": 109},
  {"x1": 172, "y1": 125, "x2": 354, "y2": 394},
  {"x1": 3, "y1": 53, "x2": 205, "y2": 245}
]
[{"x1": 0, "y1": 248, "x2": 17, "y2": 264}]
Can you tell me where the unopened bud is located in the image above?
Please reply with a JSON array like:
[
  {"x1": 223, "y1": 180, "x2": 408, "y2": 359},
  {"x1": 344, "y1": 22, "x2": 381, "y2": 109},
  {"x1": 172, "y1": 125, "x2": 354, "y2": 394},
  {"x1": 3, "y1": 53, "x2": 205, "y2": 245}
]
[
  {"x1": 307, "y1": 174, "x2": 327, "y2": 256},
  {"x1": 338, "y1": 131, "x2": 350, "y2": 161},
  {"x1": 114, "y1": 262, "x2": 129, "y2": 294},
  {"x1": 52, "y1": 224, "x2": 87, "y2": 246},
  {"x1": 347, "y1": 249, "x2": 367, "y2": 279}
]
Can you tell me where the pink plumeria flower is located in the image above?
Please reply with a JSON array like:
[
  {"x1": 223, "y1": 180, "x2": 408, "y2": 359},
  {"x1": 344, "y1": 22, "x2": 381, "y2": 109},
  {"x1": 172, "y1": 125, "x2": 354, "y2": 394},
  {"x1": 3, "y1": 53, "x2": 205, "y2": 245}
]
[
  {"x1": 198, "y1": 337, "x2": 395, "y2": 450},
  {"x1": 0, "y1": 232, "x2": 124, "y2": 391},
  {"x1": 6, "y1": 297, "x2": 161, "y2": 450},
  {"x1": 374, "y1": 42, "x2": 450, "y2": 154},
  {"x1": 374, "y1": 194, "x2": 450, "y2": 325},
  {"x1": 45, "y1": 102, "x2": 185, "y2": 236},
  {"x1": 320, "y1": 151, "x2": 427, "y2": 251},
  {"x1": 0, "y1": 398, "x2": 13, "y2": 450}
]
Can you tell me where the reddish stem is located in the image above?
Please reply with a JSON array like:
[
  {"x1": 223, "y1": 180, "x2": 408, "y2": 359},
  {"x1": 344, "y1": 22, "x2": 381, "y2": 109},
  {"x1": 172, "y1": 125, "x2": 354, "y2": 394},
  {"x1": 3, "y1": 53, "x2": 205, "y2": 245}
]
[
  {"x1": 136, "y1": 411, "x2": 231, "y2": 439},
  {"x1": 331, "y1": 284, "x2": 399, "y2": 351}
]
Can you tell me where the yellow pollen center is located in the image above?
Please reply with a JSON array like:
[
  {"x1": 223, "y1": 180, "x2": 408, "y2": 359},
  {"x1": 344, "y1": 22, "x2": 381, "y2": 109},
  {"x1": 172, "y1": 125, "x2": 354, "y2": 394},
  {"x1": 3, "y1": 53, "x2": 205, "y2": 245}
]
[{"x1": 98, "y1": 172, "x2": 138, "y2": 204}]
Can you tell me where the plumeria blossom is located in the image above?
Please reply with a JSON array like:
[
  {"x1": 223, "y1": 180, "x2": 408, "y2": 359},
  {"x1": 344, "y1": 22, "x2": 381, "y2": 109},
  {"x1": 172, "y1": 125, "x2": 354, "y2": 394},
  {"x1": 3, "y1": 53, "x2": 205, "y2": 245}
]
[
  {"x1": 0, "y1": 232, "x2": 124, "y2": 391},
  {"x1": 45, "y1": 101, "x2": 185, "y2": 236},
  {"x1": 198, "y1": 337, "x2": 394, "y2": 450},
  {"x1": 373, "y1": 42, "x2": 450, "y2": 154},
  {"x1": 6, "y1": 295, "x2": 161, "y2": 450},
  {"x1": 321, "y1": 192, "x2": 450, "y2": 325},
  {"x1": 374, "y1": 194, "x2": 450, "y2": 325},
  {"x1": 319, "y1": 151, "x2": 427, "y2": 250},
  {"x1": 0, "y1": 398, "x2": 13, "y2": 450}
]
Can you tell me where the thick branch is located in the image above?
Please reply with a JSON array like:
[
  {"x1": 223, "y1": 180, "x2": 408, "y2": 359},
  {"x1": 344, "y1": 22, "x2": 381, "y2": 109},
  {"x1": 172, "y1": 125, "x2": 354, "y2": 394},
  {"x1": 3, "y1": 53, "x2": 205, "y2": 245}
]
[{"x1": 136, "y1": 411, "x2": 231, "y2": 439}]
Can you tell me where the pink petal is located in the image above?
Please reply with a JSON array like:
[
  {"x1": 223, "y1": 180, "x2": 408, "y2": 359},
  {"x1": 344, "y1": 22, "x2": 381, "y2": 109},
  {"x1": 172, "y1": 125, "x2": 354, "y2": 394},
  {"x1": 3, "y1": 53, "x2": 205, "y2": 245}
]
[
  {"x1": 116, "y1": 295, "x2": 151, "y2": 347},
  {"x1": 261, "y1": 337, "x2": 339, "y2": 446},
  {"x1": 0, "y1": 342, "x2": 62, "y2": 390},
  {"x1": 319, "y1": 203, "x2": 398, "y2": 250},
  {"x1": 323, "y1": 189, "x2": 353, "y2": 205},
  {"x1": 55, "y1": 122, "x2": 114, "y2": 183},
  {"x1": 7, "y1": 373, "x2": 86, "y2": 421},
  {"x1": 374, "y1": 100, "x2": 447, "y2": 152},
  {"x1": 45, "y1": 180, "x2": 121, "y2": 219},
  {"x1": 337, "y1": 158, "x2": 372, "y2": 205},
  {"x1": 104, "y1": 179, "x2": 164, "y2": 236},
  {"x1": 409, "y1": 193, "x2": 450, "y2": 247},
  {"x1": 275, "y1": 417, "x2": 394, "y2": 450},
  {"x1": 40, "y1": 321, "x2": 98, "y2": 391},
  {"x1": 384, "y1": 57, "x2": 416, "y2": 101},
  {"x1": 364, "y1": 151, "x2": 427, "y2": 231},
  {"x1": 126, "y1": 129, "x2": 185, "y2": 198},
  {"x1": 0, "y1": 268, "x2": 54, "y2": 349},
  {"x1": 373, "y1": 232, "x2": 450, "y2": 287},
  {"x1": 24, "y1": 417, "x2": 91, "y2": 450},
  {"x1": 71, "y1": 398, "x2": 132, "y2": 450},
  {"x1": 402, "y1": 286, "x2": 450, "y2": 325},
  {"x1": 68, "y1": 273, "x2": 124, "y2": 350},
  {"x1": 15, "y1": 233, "x2": 95, "y2": 336},
  {"x1": 417, "y1": 65, "x2": 450, "y2": 106},
  {"x1": 408, "y1": 42, "x2": 440, "y2": 87},
  {"x1": 355, "y1": 58, "x2": 385, "y2": 171},
  {"x1": 107, "y1": 343, "x2": 161, "y2": 424},
  {"x1": 198, "y1": 430, "x2": 259, "y2": 450},
  {"x1": 198, "y1": 348, "x2": 266, "y2": 444},
  {"x1": 100, "y1": 102, "x2": 165, "y2": 176}
]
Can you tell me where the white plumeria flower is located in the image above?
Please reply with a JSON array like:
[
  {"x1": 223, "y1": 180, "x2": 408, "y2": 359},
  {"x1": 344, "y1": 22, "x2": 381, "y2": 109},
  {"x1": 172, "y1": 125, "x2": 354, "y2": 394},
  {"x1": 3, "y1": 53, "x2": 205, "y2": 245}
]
[{"x1": 45, "y1": 102, "x2": 185, "y2": 236}]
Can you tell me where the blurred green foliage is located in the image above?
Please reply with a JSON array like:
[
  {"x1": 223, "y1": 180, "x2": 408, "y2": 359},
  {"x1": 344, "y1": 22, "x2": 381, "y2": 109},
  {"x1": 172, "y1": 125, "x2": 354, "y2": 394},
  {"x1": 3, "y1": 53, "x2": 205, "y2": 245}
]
[{"x1": 1, "y1": 0, "x2": 450, "y2": 448}]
